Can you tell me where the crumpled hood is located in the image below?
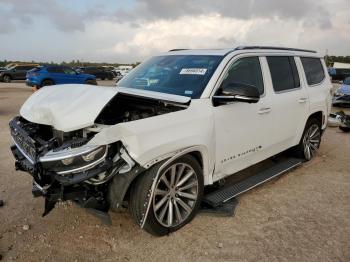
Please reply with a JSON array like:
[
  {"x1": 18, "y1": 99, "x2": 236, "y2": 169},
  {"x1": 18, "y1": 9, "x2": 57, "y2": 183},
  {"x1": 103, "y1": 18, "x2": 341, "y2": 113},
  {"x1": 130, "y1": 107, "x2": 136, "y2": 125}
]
[
  {"x1": 20, "y1": 84, "x2": 190, "y2": 132},
  {"x1": 20, "y1": 84, "x2": 118, "y2": 132}
]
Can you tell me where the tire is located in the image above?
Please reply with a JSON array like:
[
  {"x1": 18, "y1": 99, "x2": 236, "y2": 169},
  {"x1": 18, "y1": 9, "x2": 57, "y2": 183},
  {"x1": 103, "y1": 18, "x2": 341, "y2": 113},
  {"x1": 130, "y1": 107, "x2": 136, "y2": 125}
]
[
  {"x1": 101, "y1": 77, "x2": 105, "y2": 80},
  {"x1": 41, "y1": 79, "x2": 54, "y2": 87},
  {"x1": 129, "y1": 155, "x2": 203, "y2": 236},
  {"x1": 339, "y1": 126, "x2": 350, "y2": 132},
  {"x1": 293, "y1": 118, "x2": 322, "y2": 160},
  {"x1": 2, "y1": 75, "x2": 11, "y2": 83},
  {"x1": 85, "y1": 79, "x2": 97, "y2": 85}
]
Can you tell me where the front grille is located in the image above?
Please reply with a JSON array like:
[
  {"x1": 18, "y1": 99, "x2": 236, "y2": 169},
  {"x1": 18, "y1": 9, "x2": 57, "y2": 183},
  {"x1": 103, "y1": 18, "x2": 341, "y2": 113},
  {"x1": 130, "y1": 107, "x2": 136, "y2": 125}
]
[{"x1": 10, "y1": 118, "x2": 37, "y2": 163}]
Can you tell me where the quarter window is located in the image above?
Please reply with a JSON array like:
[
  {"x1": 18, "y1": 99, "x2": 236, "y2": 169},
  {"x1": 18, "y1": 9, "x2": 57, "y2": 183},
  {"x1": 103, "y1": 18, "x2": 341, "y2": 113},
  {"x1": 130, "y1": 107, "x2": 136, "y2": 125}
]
[
  {"x1": 267, "y1": 56, "x2": 300, "y2": 92},
  {"x1": 222, "y1": 57, "x2": 264, "y2": 95},
  {"x1": 300, "y1": 57, "x2": 325, "y2": 85}
]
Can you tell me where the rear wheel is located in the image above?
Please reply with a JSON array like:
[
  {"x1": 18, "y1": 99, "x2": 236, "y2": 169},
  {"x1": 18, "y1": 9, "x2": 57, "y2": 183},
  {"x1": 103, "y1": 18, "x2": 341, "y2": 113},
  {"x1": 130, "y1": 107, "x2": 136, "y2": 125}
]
[
  {"x1": 3, "y1": 75, "x2": 11, "y2": 83},
  {"x1": 294, "y1": 118, "x2": 321, "y2": 160},
  {"x1": 41, "y1": 79, "x2": 54, "y2": 87},
  {"x1": 129, "y1": 155, "x2": 203, "y2": 236}
]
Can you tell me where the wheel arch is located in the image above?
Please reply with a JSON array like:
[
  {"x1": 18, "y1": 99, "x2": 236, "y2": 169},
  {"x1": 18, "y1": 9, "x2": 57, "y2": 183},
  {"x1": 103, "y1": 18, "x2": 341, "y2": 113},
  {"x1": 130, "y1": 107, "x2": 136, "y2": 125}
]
[
  {"x1": 108, "y1": 146, "x2": 211, "y2": 211},
  {"x1": 307, "y1": 110, "x2": 325, "y2": 129},
  {"x1": 2, "y1": 74, "x2": 12, "y2": 80}
]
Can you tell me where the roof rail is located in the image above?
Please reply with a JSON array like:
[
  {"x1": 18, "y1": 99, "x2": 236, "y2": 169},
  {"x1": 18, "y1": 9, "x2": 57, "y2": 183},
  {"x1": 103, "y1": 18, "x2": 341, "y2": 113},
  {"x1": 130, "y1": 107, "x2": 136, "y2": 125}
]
[
  {"x1": 168, "y1": 49, "x2": 189, "y2": 52},
  {"x1": 234, "y1": 46, "x2": 317, "y2": 53}
]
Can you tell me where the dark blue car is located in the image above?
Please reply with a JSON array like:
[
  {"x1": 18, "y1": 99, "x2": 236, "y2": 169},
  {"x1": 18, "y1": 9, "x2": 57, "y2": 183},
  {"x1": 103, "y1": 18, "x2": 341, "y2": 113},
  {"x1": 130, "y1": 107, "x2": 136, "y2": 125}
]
[{"x1": 26, "y1": 66, "x2": 97, "y2": 88}]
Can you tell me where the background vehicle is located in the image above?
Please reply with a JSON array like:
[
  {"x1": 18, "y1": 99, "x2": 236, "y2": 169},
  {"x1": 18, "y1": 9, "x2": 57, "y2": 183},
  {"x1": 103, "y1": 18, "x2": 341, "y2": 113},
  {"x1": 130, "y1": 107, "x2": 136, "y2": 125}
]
[
  {"x1": 0, "y1": 64, "x2": 39, "y2": 82},
  {"x1": 10, "y1": 46, "x2": 331, "y2": 236},
  {"x1": 79, "y1": 66, "x2": 114, "y2": 80},
  {"x1": 333, "y1": 76, "x2": 350, "y2": 107},
  {"x1": 328, "y1": 62, "x2": 350, "y2": 81},
  {"x1": 115, "y1": 65, "x2": 133, "y2": 76},
  {"x1": 26, "y1": 65, "x2": 97, "y2": 88}
]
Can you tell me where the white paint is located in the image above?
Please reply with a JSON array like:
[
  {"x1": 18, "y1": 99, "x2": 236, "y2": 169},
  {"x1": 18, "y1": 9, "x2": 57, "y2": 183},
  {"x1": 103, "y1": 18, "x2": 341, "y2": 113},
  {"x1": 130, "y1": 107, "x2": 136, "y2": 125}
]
[{"x1": 20, "y1": 48, "x2": 332, "y2": 186}]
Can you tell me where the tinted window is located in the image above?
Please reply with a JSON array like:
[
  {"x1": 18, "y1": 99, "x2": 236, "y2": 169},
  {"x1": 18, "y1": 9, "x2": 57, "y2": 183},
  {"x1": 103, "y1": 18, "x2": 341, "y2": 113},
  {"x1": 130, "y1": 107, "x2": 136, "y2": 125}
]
[
  {"x1": 47, "y1": 67, "x2": 64, "y2": 73},
  {"x1": 300, "y1": 57, "x2": 325, "y2": 85},
  {"x1": 62, "y1": 67, "x2": 76, "y2": 75},
  {"x1": 222, "y1": 57, "x2": 264, "y2": 95},
  {"x1": 267, "y1": 56, "x2": 300, "y2": 92}
]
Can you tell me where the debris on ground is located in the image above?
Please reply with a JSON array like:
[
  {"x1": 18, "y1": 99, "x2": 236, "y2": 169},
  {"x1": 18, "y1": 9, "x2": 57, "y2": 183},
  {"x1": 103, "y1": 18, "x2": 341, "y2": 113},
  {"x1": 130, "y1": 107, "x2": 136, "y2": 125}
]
[
  {"x1": 22, "y1": 224, "x2": 30, "y2": 231},
  {"x1": 217, "y1": 242, "x2": 223, "y2": 248},
  {"x1": 0, "y1": 200, "x2": 4, "y2": 207}
]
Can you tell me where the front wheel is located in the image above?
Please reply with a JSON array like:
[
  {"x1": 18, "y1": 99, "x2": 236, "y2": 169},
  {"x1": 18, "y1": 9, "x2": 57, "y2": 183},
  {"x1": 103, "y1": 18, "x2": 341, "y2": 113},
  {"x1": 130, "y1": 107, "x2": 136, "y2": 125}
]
[
  {"x1": 41, "y1": 79, "x2": 54, "y2": 87},
  {"x1": 129, "y1": 155, "x2": 203, "y2": 236},
  {"x1": 3, "y1": 75, "x2": 11, "y2": 83},
  {"x1": 294, "y1": 118, "x2": 322, "y2": 160}
]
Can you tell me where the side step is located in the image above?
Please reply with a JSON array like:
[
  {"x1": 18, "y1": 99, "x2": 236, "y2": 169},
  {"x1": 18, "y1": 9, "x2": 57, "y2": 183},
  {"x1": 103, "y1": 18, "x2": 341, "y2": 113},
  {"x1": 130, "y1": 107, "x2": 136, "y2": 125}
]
[{"x1": 203, "y1": 158, "x2": 303, "y2": 207}]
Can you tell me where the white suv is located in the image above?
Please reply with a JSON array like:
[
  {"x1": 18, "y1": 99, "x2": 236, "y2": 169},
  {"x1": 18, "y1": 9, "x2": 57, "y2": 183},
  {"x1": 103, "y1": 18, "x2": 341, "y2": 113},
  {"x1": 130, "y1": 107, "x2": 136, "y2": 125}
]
[{"x1": 10, "y1": 46, "x2": 332, "y2": 236}]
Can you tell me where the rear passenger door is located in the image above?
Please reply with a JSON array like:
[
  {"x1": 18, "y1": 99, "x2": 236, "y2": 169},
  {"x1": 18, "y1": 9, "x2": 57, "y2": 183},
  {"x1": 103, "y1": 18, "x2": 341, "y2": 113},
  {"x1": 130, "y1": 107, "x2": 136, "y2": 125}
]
[
  {"x1": 266, "y1": 56, "x2": 309, "y2": 150},
  {"x1": 299, "y1": 57, "x2": 330, "y2": 129}
]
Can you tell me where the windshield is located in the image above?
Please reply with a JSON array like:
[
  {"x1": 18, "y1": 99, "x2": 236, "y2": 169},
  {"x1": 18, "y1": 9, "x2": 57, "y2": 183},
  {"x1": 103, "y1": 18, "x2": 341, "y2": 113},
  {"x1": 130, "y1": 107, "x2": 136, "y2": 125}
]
[
  {"x1": 117, "y1": 55, "x2": 223, "y2": 98},
  {"x1": 344, "y1": 77, "x2": 350, "y2": 85}
]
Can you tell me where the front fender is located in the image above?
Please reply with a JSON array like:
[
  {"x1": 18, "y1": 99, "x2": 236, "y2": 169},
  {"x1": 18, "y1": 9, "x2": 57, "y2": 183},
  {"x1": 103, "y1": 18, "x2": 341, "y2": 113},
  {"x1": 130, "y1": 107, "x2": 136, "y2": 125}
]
[{"x1": 88, "y1": 99, "x2": 215, "y2": 185}]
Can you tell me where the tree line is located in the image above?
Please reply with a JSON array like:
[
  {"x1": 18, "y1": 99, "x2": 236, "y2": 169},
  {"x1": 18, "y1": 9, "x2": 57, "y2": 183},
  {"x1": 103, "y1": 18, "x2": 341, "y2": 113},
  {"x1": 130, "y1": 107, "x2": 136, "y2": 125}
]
[
  {"x1": 325, "y1": 56, "x2": 350, "y2": 67},
  {"x1": 1, "y1": 56, "x2": 349, "y2": 68},
  {"x1": 0, "y1": 59, "x2": 140, "y2": 68}
]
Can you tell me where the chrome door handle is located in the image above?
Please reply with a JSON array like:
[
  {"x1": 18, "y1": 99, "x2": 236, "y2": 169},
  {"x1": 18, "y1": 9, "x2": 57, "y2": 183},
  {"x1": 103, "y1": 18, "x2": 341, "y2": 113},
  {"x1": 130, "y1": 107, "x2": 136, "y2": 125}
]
[
  {"x1": 258, "y1": 107, "x2": 271, "y2": 114},
  {"x1": 298, "y1": 98, "x2": 308, "y2": 103}
]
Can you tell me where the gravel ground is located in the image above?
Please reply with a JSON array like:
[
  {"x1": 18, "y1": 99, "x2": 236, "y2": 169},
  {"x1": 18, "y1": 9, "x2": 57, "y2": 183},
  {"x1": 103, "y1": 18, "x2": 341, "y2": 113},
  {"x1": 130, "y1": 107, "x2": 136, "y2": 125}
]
[{"x1": 0, "y1": 81, "x2": 349, "y2": 262}]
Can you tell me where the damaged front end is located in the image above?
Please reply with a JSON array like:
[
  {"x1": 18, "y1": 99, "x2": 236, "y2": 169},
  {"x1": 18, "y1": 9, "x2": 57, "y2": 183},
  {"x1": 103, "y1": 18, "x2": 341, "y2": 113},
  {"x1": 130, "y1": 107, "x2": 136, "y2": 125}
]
[{"x1": 9, "y1": 116, "x2": 138, "y2": 219}]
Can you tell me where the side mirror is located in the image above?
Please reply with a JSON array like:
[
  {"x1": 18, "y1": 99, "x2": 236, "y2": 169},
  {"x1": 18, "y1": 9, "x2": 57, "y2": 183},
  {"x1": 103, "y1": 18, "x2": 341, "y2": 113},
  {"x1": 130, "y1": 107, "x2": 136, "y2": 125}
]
[{"x1": 213, "y1": 82, "x2": 260, "y2": 106}]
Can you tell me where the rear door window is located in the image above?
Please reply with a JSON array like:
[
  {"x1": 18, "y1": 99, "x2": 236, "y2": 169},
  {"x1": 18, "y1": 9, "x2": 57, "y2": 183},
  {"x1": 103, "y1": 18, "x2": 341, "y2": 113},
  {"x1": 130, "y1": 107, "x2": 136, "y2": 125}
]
[
  {"x1": 300, "y1": 57, "x2": 325, "y2": 85},
  {"x1": 267, "y1": 56, "x2": 300, "y2": 92}
]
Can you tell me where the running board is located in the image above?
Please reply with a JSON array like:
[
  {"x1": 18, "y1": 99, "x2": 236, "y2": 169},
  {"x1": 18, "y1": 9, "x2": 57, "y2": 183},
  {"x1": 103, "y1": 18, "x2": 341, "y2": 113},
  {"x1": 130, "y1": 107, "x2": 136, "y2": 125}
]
[{"x1": 203, "y1": 158, "x2": 303, "y2": 207}]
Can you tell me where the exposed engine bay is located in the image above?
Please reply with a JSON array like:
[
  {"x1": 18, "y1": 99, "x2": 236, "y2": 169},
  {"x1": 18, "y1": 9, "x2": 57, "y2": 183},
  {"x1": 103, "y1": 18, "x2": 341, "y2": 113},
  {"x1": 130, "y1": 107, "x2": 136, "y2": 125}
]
[{"x1": 95, "y1": 93, "x2": 188, "y2": 125}]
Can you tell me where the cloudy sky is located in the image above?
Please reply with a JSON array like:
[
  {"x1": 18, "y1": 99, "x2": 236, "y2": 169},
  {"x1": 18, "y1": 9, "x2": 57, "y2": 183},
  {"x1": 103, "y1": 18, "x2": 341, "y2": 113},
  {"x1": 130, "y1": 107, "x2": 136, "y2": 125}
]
[{"x1": 0, "y1": 0, "x2": 349, "y2": 63}]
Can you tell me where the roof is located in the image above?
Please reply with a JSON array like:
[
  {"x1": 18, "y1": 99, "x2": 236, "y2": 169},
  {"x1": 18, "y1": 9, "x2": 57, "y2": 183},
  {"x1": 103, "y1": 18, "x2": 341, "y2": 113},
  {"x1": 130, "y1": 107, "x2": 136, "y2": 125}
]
[
  {"x1": 160, "y1": 46, "x2": 321, "y2": 57},
  {"x1": 333, "y1": 62, "x2": 350, "y2": 69}
]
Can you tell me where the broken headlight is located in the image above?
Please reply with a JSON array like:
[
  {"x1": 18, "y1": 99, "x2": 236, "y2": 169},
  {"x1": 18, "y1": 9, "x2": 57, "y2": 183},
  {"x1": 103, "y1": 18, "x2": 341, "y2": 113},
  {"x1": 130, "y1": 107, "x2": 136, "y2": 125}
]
[{"x1": 40, "y1": 145, "x2": 107, "y2": 175}]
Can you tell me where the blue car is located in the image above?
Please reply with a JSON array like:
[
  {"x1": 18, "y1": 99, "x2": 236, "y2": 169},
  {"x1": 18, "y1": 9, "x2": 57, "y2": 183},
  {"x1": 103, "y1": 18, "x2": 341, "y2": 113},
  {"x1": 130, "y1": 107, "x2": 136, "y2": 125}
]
[
  {"x1": 26, "y1": 66, "x2": 97, "y2": 88},
  {"x1": 333, "y1": 76, "x2": 350, "y2": 107}
]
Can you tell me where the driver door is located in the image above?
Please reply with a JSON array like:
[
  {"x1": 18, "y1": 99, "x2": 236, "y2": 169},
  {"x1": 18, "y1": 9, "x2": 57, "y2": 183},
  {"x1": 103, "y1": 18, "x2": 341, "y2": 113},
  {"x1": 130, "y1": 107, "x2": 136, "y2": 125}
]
[{"x1": 213, "y1": 56, "x2": 275, "y2": 180}]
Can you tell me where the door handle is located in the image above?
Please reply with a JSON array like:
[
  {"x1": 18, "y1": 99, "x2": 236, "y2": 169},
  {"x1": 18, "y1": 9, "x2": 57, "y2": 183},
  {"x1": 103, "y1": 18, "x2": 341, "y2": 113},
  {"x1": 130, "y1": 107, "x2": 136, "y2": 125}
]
[
  {"x1": 258, "y1": 107, "x2": 271, "y2": 114},
  {"x1": 298, "y1": 97, "x2": 308, "y2": 103}
]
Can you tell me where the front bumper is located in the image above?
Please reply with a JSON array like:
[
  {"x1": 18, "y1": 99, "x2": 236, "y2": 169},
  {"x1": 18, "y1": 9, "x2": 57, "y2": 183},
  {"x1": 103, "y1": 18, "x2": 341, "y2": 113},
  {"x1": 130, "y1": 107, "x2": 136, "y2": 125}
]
[
  {"x1": 10, "y1": 140, "x2": 124, "y2": 216},
  {"x1": 26, "y1": 79, "x2": 40, "y2": 87}
]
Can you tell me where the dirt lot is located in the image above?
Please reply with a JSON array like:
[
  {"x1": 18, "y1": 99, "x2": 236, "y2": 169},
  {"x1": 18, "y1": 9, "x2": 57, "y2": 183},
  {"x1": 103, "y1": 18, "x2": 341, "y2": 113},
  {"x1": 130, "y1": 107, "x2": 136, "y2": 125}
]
[{"x1": 0, "y1": 81, "x2": 349, "y2": 262}]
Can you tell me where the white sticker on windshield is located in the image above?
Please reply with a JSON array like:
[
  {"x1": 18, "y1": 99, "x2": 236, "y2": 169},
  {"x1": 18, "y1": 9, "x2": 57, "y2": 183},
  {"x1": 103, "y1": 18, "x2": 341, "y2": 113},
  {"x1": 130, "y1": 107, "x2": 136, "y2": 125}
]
[{"x1": 180, "y1": 68, "x2": 207, "y2": 75}]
